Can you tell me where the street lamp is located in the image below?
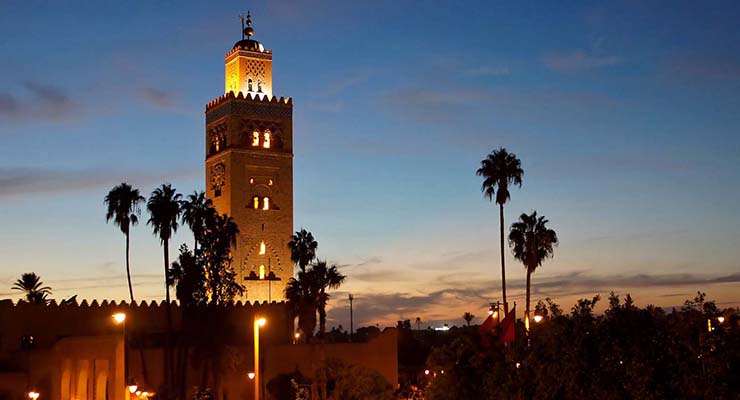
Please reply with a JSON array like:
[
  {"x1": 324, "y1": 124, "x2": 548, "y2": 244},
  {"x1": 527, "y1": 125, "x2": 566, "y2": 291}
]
[
  {"x1": 113, "y1": 312, "x2": 136, "y2": 398},
  {"x1": 248, "y1": 372, "x2": 255, "y2": 380},
  {"x1": 27, "y1": 391, "x2": 40, "y2": 399},
  {"x1": 254, "y1": 317, "x2": 267, "y2": 400},
  {"x1": 717, "y1": 316, "x2": 725, "y2": 324},
  {"x1": 533, "y1": 315, "x2": 543, "y2": 323}
]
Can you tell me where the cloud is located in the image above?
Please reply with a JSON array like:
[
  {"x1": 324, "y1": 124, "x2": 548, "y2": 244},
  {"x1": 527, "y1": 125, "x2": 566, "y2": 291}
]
[
  {"x1": 138, "y1": 87, "x2": 176, "y2": 109},
  {"x1": 464, "y1": 66, "x2": 511, "y2": 77},
  {"x1": 382, "y1": 87, "x2": 495, "y2": 123},
  {"x1": 666, "y1": 54, "x2": 740, "y2": 82},
  {"x1": 0, "y1": 166, "x2": 200, "y2": 199},
  {"x1": 544, "y1": 51, "x2": 620, "y2": 72},
  {"x1": 0, "y1": 82, "x2": 80, "y2": 122},
  {"x1": 325, "y1": 270, "x2": 740, "y2": 327}
]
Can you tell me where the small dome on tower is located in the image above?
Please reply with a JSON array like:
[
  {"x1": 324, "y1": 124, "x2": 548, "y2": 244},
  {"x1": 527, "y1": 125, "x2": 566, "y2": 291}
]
[{"x1": 234, "y1": 11, "x2": 264, "y2": 52}]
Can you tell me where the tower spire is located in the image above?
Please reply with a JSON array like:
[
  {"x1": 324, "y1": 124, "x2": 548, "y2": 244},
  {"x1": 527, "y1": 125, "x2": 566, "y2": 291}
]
[{"x1": 244, "y1": 11, "x2": 255, "y2": 39}]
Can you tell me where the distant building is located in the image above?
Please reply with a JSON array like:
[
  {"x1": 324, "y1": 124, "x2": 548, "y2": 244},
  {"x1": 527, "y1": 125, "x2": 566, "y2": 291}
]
[{"x1": 205, "y1": 12, "x2": 294, "y2": 303}]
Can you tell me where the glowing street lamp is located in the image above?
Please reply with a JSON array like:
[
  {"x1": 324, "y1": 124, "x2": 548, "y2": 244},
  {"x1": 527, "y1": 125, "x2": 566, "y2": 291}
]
[
  {"x1": 127, "y1": 382, "x2": 138, "y2": 394},
  {"x1": 114, "y1": 313, "x2": 136, "y2": 398},
  {"x1": 254, "y1": 317, "x2": 267, "y2": 400},
  {"x1": 717, "y1": 316, "x2": 725, "y2": 324},
  {"x1": 248, "y1": 372, "x2": 255, "y2": 380},
  {"x1": 533, "y1": 315, "x2": 544, "y2": 323},
  {"x1": 27, "y1": 391, "x2": 40, "y2": 399}
]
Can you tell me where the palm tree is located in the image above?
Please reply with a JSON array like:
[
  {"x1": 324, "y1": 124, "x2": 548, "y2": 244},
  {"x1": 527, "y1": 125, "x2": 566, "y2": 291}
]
[
  {"x1": 508, "y1": 211, "x2": 558, "y2": 333},
  {"x1": 463, "y1": 312, "x2": 475, "y2": 327},
  {"x1": 105, "y1": 182, "x2": 145, "y2": 303},
  {"x1": 415, "y1": 317, "x2": 422, "y2": 331},
  {"x1": 288, "y1": 229, "x2": 318, "y2": 272},
  {"x1": 146, "y1": 183, "x2": 182, "y2": 392},
  {"x1": 476, "y1": 147, "x2": 523, "y2": 315},
  {"x1": 180, "y1": 191, "x2": 214, "y2": 253},
  {"x1": 285, "y1": 269, "x2": 318, "y2": 341},
  {"x1": 311, "y1": 260, "x2": 346, "y2": 337},
  {"x1": 12, "y1": 273, "x2": 52, "y2": 304}
]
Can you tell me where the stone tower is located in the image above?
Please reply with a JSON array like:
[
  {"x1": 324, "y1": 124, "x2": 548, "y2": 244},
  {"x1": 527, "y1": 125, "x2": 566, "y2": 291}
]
[{"x1": 205, "y1": 13, "x2": 293, "y2": 302}]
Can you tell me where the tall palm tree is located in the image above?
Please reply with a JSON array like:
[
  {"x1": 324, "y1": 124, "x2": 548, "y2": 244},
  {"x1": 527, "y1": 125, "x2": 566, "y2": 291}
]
[
  {"x1": 508, "y1": 211, "x2": 558, "y2": 333},
  {"x1": 12, "y1": 273, "x2": 52, "y2": 304},
  {"x1": 476, "y1": 147, "x2": 523, "y2": 315},
  {"x1": 147, "y1": 183, "x2": 182, "y2": 392},
  {"x1": 180, "y1": 191, "x2": 214, "y2": 253},
  {"x1": 288, "y1": 229, "x2": 318, "y2": 272},
  {"x1": 105, "y1": 182, "x2": 145, "y2": 303},
  {"x1": 463, "y1": 312, "x2": 475, "y2": 327},
  {"x1": 285, "y1": 269, "x2": 318, "y2": 341},
  {"x1": 311, "y1": 260, "x2": 346, "y2": 337},
  {"x1": 415, "y1": 317, "x2": 422, "y2": 331}
]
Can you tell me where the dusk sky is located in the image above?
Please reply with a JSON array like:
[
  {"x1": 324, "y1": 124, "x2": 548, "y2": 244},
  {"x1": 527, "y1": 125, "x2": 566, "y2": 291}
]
[{"x1": 1, "y1": 1, "x2": 739, "y2": 328}]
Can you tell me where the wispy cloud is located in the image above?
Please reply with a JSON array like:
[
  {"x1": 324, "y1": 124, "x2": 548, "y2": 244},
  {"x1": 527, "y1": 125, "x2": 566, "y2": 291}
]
[
  {"x1": 0, "y1": 82, "x2": 80, "y2": 122},
  {"x1": 137, "y1": 87, "x2": 176, "y2": 110},
  {"x1": 544, "y1": 51, "x2": 620, "y2": 72},
  {"x1": 464, "y1": 65, "x2": 511, "y2": 77},
  {"x1": 0, "y1": 166, "x2": 199, "y2": 199},
  {"x1": 666, "y1": 54, "x2": 740, "y2": 82}
]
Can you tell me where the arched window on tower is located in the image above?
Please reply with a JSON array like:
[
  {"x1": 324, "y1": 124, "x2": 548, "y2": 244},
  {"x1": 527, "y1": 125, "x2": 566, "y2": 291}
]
[
  {"x1": 263, "y1": 197, "x2": 270, "y2": 210},
  {"x1": 257, "y1": 80, "x2": 263, "y2": 93},
  {"x1": 252, "y1": 131, "x2": 260, "y2": 147},
  {"x1": 253, "y1": 196, "x2": 260, "y2": 209},
  {"x1": 248, "y1": 79, "x2": 253, "y2": 92},
  {"x1": 263, "y1": 130, "x2": 271, "y2": 148},
  {"x1": 259, "y1": 241, "x2": 266, "y2": 255},
  {"x1": 259, "y1": 265, "x2": 265, "y2": 280}
]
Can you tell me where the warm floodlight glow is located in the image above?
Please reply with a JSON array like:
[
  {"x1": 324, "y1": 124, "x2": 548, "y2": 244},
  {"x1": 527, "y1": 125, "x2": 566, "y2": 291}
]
[
  {"x1": 248, "y1": 372, "x2": 255, "y2": 380},
  {"x1": 424, "y1": 369, "x2": 430, "y2": 375},
  {"x1": 112, "y1": 313, "x2": 126, "y2": 324},
  {"x1": 27, "y1": 391, "x2": 40, "y2": 400},
  {"x1": 533, "y1": 315, "x2": 544, "y2": 323},
  {"x1": 259, "y1": 241, "x2": 266, "y2": 255},
  {"x1": 488, "y1": 309, "x2": 494, "y2": 315},
  {"x1": 252, "y1": 131, "x2": 260, "y2": 146},
  {"x1": 259, "y1": 265, "x2": 265, "y2": 280},
  {"x1": 128, "y1": 385, "x2": 138, "y2": 394},
  {"x1": 263, "y1": 131, "x2": 271, "y2": 148},
  {"x1": 263, "y1": 197, "x2": 270, "y2": 210},
  {"x1": 717, "y1": 316, "x2": 725, "y2": 324},
  {"x1": 256, "y1": 317, "x2": 266, "y2": 327}
]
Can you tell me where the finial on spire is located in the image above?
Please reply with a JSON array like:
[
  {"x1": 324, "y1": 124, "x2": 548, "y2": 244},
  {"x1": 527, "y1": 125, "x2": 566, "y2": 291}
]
[{"x1": 244, "y1": 11, "x2": 255, "y2": 38}]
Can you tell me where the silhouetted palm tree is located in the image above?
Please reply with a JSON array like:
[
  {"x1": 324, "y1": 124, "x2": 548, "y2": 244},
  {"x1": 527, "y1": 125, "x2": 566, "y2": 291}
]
[
  {"x1": 415, "y1": 317, "x2": 422, "y2": 331},
  {"x1": 105, "y1": 182, "x2": 145, "y2": 303},
  {"x1": 180, "y1": 191, "x2": 214, "y2": 253},
  {"x1": 12, "y1": 273, "x2": 52, "y2": 304},
  {"x1": 477, "y1": 148, "x2": 523, "y2": 315},
  {"x1": 288, "y1": 229, "x2": 318, "y2": 272},
  {"x1": 147, "y1": 183, "x2": 181, "y2": 392},
  {"x1": 463, "y1": 312, "x2": 475, "y2": 327},
  {"x1": 509, "y1": 211, "x2": 558, "y2": 332},
  {"x1": 312, "y1": 260, "x2": 346, "y2": 337},
  {"x1": 285, "y1": 269, "x2": 318, "y2": 341}
]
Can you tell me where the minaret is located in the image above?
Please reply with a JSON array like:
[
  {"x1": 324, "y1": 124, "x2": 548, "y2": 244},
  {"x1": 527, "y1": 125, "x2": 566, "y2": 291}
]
[{"x1": 205, "y1": 12, "x2": 294, "y2": 302}]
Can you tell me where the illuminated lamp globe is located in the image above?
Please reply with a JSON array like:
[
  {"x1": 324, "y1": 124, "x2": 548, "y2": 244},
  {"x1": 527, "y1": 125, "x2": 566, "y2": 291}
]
[
  {"x1": 256, "y1": 317, "x2": 266, "y2": 327},
  {"x1": 112, "y1": 313, "x2": 126, "y2": 324},
  {"x1": 533, "y1": 315, "x2": 543, "y2": 323},
  {"x1": 27, "y1": 391, "x2": 40, "y2": 400},
  {"x1": 717, "y1": 316, "x2": 725, "y2": 324},
  {"x1": 248, "y1": 372, "x2": 256, "y2": 380}
]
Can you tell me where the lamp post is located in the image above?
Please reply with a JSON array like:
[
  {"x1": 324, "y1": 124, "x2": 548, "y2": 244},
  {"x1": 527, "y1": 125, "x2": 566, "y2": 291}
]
[
  {"x1": 113, "y1": 312, "x2": 137, "y2": 397},
  {"x1": 27, "y1": 390, "x2": 40, "y2": 399},
  {"x1": 253, "y1": 317, "x2": 266, "y2": 400},
  {"x1": 348, "y1": 294, "x2": 354, "y2": 341}
]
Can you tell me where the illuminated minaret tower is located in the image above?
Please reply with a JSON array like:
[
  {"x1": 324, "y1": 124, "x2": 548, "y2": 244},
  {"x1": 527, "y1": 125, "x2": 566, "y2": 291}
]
[{"x1": 205, "y1": 12, "x2": 293, "y2": 302}]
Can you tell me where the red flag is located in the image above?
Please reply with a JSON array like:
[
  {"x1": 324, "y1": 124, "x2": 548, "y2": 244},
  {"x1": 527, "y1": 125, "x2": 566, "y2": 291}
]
[
  {"x1": 480, "y1": 311, "x2": 499, "y2": 335},
  {"x1": 498, "y1": 305, "x2": 516, "y2": 344}
]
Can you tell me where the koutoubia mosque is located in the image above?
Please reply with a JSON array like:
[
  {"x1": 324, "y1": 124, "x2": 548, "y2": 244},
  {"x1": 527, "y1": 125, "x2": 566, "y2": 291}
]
[
  {"x1": 205, "y1": 12, "x2": 294, "y2": 303},
  {"x1": 0, "y1": 11, "x2": 397, "y2": 400}
]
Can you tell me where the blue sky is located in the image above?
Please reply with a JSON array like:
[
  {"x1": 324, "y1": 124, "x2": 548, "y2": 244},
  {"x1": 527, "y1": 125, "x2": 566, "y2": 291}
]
[{"x1": 1, "y1": 1, "x2": 739, "y2": 327}]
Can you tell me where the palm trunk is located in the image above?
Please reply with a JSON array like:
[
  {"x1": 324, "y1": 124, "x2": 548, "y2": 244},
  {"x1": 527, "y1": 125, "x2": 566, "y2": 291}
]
[
  {"x1": 525, "y1": 268, "x2": 531, "y2": 335},
  {"x1": 163, "y1": 239, "x2": 172, "y2": 396},
  {"x1": 499, "y1": 203, "x2": 508, "y2": 315},
  {"x1": 126, "y1": 232, "x2": 135, "y2": 303},
  {"x1": 318, "y1": 304, "x2": 326, "y2": 337}
]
